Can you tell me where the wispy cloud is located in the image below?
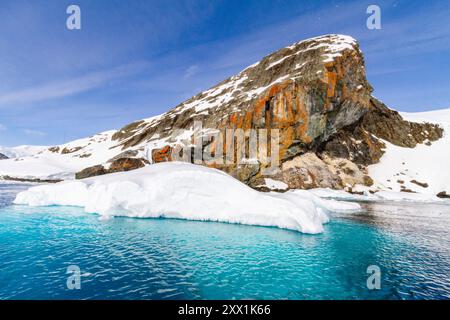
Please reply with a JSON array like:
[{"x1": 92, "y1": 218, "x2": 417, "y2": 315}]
[
  {"x1": 23, "y1": 129, "x2": 46, "y2": 137},
  {"x1": 184, "y1": 65, "x2": 200, "y2": 78},
  {"x1": 0, "y1": 61, "x2": 149, "y2": 107}
]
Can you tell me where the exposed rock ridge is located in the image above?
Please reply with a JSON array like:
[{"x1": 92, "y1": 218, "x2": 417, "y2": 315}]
[
  {"x1": 72, "y1": 34, "x2": 442, "y2": 191},
  {"x1": 112, "y1": 34, "x2": 371, "y2": 151}
]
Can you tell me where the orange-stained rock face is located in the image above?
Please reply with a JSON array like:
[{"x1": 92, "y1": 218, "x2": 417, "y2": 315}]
[
  {"x1": 152, "y1": 145, "x2": 172, "y2": 163},
  {"x1": 87, "y1": 34, "x2": 442, "y2": 190},
  {"x1": 115, "y1": 35, "x2": 372, "y2": 152},
  {"x1": 109, "y1": 158, "x2": 146, "y2": 172},
  {"x1": 143, "y1": 36, "x2": 405, "y2": 187}
]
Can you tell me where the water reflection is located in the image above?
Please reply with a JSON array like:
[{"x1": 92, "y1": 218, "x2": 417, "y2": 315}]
[{"x1": 332, "y1": 201, "x2": 450, "y2": 256}]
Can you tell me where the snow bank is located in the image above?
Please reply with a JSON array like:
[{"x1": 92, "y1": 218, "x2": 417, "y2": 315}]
[
  {"x1": 289, "y1": 189, "x2": 362, "y2": 212},
  {"x1": 13, "y1": 162, "x2": 361, "y2": 234}
]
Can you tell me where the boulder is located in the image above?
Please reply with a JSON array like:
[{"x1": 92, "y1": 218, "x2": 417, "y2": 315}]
[
  {"x1": 437, "y1": 191, "x2": 450, "y2": 199},
  {"x1": 75, "y1": 165, "x2": 107, "y2": 180},
  {"x1": 281, "y1": 153, "x2": 342, "y2": 189},
  {"x1": 108, "y1": 157, "x2": 146, "y2": 173}
]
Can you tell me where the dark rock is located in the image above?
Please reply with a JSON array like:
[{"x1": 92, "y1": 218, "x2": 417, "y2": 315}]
[
  {"x1": 48, "y1": 146, "x2": 60, "y2": 153},
  {"x1": 108, "y1": 158, "x2": 146, "y2": 173},
  {"x1": 0, "y1": 153, "x2": 8, "y2": 160},
  {"x1": 61, "y1": 146, "x2": 83, "y2": 154},
  {"x1": 410, "y1": 180, "x2": 429, "y2": 188},
  {"x1": 437, "y1": 191, "x2": 450, "y2": 199},
  {"x1": 1, "y1": 175, "x2": 62, "y2": 183},
  {"x1": 75, "y1": 165, "x2": 107, "y2": 180},
  {"x1": 361, "y1": 98, "x2": 443, "y2": 148},
  {"x1": 79, "y1": 153, "x2": 91, "y2": 158},
  {"x1": 363, "y1": 175, "x2": 374, "y2": 187},
  {"x1": 75, "y1": 158, "x2": 147, "y2": 179},
  {"x1": 348, "y1": 188, "x2": 364, "y2": 195}
]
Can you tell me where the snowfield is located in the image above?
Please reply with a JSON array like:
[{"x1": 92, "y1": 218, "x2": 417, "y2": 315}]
[
  {"x1": 13, "y1": 162, "x2": 360, "y2": 234},
  {"x1": 368, "y1": 108, "x2": 450, "y2": 195},
  {"x1": 0, "y1": 131, "x2": 121, "y2": 180},
  {"x1": 0, "y1": 145, "x2": 48, "y2": 158}
]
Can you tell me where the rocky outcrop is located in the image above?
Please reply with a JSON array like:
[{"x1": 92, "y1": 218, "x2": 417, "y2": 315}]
[
  {"x1": 75, "y1": 157, "x2": 147, "y2": 179},
  {"x1": 108, "y1": 157, "x2": 147, "y2": 172},
  {"x1": 0, "y1": 175, "x2": 62, "y2": 183},
  {"x1": 114, "y1": 35, "x2": 374, "y2": 156},
  {"x1": 152, "y1": 146, "x2": 172, "y2": 163},
  {"x1": 361, "y1": 98, "x2": 443, "y2": 148},
  {"x1": 48, "y1": 146, "x2": 60, "y2": 153},
  {"x1": 0, "y1": 153, "x2": 8, "y2": 160},
  {"x1": 75, "y1": 165, "x2": 107, "y2": 180},
  {"x1": 61, "y1": 146, "x2": 83, "y2": 154},
  {"x1": 437, "y1": 191, "x2": 450, "y2": 199},
  {"x1": 73, "y1": 34, "x2": 444, "y2": 190},
  {"x1": 410, "y1": 180, "x2": 429, "y2": 188}
]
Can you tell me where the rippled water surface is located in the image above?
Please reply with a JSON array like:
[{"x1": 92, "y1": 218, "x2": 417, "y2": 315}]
[{"x1": 0, "y1": 183, "x2": 449, "y2": 299}]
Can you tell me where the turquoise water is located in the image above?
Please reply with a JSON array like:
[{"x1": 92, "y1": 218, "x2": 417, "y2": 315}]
[{"x1": 0, "y1": 184, "x2": 449, "y2": 299}]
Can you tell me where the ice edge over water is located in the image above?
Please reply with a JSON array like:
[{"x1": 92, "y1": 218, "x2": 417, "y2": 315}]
[{"x1": 13, "y1": 162, "x2": 360, "y2": 234}]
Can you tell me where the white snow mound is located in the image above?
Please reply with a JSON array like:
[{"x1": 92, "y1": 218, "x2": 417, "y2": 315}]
[{"x1": 13, "y1": 162, "x2": 360, "y2": 234}]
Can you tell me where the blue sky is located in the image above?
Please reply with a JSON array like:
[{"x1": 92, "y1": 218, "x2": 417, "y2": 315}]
[{"x1": 0, "y1": 0, "x2": 449, "y2": 146}]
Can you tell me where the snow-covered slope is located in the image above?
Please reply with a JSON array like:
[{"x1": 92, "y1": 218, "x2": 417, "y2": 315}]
[
  {"x1": 13, "y1": 162, "x2": 360, "y2": 234},
  {"x1": 368, "y1": 108, "x2": 450, "y2": 195},
  {"x1": 0, "y1": 131, "x2": 122, "y2": 180},
  {"x1": 0, "y1": 145, "x2": 47, "y2": 158}
]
